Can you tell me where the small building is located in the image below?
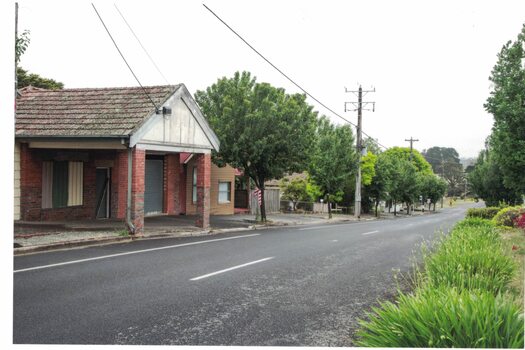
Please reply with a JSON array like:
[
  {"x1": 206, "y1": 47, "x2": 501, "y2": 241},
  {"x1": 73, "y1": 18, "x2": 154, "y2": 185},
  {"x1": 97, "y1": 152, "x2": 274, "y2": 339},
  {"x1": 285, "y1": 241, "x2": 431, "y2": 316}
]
[{"x1": 14, "y1": 84, "x2": 226, "y2": 234}]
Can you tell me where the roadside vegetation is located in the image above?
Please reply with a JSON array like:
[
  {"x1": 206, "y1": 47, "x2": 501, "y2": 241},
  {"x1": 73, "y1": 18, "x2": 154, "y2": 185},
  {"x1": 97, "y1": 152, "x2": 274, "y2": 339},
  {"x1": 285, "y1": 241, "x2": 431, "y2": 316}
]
[{"x1": 356, "y1": 207, "x2": 525, "y2": 348}]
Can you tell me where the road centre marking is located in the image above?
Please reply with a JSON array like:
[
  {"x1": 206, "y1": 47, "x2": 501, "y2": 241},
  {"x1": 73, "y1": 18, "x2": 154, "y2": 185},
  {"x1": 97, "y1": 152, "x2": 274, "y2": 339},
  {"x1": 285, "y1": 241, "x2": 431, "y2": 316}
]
[
  {"x1": 14, "y1": 233, "x2": 261, "y2": 274},
  {"x1": 362, "y1": 230, "x2": 379, "y2": 235},
  {"x1": 190, "y1": 257, "x2": 274, "y2": 281}
]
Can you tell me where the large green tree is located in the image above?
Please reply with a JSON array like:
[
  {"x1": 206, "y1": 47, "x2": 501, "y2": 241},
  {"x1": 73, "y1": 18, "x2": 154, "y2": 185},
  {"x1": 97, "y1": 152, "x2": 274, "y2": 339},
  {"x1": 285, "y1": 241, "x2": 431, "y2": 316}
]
[
  {"x1": 308, "y1": 117, "x2": 356, "y2": 218},
  {"x1": 422, "y1": 147, "x2": 465, "y2": 197},
  {"x1": 485, "y1": 24, "x2": 525, "y2": 194},
  {"x1": 468, "y1": 147, "x2": 522, "y2": 206},
  {"x1": 195, "y1": 71, "x2": 318, "y2": 221}
]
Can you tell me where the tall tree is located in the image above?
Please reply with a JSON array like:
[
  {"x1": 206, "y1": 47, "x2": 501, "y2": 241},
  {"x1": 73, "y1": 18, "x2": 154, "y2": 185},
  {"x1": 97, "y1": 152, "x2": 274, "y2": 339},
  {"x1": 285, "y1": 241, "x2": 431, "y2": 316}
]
[
  {"x1": 308, "y1": 117, "x2": 356, "y2": 218},
  {"x1": 422, "y1": 146, "x2": 465, "y2": 197},
  {"x1": 382, "y1": 146, "x2": 432, "y2": 175},
  {"x1": 485, "y1": 24, "x2": 525, "y2": 194},
  {"x1": 195, "y1": 71, "x2": 318, "y2": 221},
  {"x1": 468, "y1": 147, "x2": 522, "y2": 206}
]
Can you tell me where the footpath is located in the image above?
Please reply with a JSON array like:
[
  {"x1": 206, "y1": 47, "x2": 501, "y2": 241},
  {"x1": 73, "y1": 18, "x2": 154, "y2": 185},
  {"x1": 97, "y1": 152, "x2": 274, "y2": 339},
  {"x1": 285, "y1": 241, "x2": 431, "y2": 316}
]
[{"x1": 13, "y1": 210, "x2": 435, "y2": 255}]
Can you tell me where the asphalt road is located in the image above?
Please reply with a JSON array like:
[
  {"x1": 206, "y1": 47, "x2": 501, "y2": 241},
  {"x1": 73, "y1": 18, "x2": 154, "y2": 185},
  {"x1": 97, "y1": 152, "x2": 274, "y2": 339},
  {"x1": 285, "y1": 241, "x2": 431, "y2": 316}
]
[{"x1": 13, "y1": 203, "x2": 476, "y2": 345}]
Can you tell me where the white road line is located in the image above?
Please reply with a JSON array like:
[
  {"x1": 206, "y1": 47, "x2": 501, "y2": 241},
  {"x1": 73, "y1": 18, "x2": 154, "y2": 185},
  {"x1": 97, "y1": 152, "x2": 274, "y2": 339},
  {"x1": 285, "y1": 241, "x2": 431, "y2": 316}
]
[
  {"x1": 331, "y1": 240, "x2": 339, "y2": 242},
  {"x1": 190, "y1": 257, "x2": 274, "y2": 281},
  {"x1": 14, "y1": 234, "x2": 261, "y2": 274},
  {"x1": 362, "y1": 230, "x2": 379, "y2": 235}
]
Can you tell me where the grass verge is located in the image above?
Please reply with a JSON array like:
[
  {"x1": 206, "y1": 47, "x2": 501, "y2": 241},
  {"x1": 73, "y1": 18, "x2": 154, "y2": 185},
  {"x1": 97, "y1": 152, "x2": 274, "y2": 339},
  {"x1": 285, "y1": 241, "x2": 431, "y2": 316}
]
[{"x1": 356, "y1": 218, "x2": 524, "y2": 348}]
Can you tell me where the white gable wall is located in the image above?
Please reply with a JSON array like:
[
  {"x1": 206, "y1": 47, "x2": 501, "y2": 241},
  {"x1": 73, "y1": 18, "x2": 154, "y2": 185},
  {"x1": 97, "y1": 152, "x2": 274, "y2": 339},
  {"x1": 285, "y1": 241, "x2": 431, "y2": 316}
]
[{"x1": 131, "y1": 85, "x2": 220, "y2": 154}]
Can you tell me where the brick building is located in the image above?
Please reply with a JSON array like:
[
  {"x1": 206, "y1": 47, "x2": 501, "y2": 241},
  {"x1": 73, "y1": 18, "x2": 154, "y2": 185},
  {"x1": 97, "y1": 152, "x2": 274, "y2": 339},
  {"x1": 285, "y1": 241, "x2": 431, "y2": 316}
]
[{"x1": 14, "y1": 84, "x2": 228, "y2": 234}]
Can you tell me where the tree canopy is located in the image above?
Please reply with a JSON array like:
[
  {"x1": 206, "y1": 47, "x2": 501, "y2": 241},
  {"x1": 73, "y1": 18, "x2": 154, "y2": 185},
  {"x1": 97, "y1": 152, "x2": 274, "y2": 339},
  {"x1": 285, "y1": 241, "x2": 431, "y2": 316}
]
[
  {"x1": 195, "y1": 71, "x2": 318, "y2": 221},
  {"x1": 422, "y1": 147, "x2": 465, "y2": 197},
  {"x1": 484, "y1": 23, "x2": 525, "y2": 194},
  {"x1": 308, "y1": 116, "x2": 356, "y2": 218}
]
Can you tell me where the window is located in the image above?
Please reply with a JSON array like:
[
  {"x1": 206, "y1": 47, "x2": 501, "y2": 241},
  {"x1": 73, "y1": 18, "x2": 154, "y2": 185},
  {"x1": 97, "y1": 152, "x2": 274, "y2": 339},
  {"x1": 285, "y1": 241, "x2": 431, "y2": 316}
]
[
  {"x1": 218, "y1": 181, "x2": 231, "y2": 203},
  {"x1": 192, "y1": 167, "x2": 197, "y2": 203},
  {"x1": 42, "y1": 161, "x2": 83, "y2": 209}
]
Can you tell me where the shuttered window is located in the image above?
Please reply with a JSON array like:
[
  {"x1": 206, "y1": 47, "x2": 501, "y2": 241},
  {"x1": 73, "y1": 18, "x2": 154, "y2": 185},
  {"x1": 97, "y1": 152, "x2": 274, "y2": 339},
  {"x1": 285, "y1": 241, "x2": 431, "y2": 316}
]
[
  {"x1": 218, "y1": 181, "x2": 231, "y2": 203},
  {"x1": 68, "y1": 161, "x2": 83, "y2": 206},
  {"x1": 42, "y1": 161, "x2": 83, "y2": 208},
  {"x1": 192, "y1": 167, "x2": 197, "y2": 203}
]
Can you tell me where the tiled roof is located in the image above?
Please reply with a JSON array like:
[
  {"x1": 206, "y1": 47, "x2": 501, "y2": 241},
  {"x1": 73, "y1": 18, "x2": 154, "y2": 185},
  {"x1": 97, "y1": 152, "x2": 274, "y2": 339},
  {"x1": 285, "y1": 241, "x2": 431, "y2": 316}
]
[{"x1": 15, "y1": 85, "x2": 181, "y2": 137}]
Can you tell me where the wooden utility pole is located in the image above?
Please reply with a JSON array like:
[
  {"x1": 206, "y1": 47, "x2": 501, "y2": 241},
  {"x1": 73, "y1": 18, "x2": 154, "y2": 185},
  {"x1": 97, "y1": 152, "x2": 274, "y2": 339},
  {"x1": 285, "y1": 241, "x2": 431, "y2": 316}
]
[
  {"x1": 405, "y1": 137, "x2": 419, "y2": 160},
  {"x1": 15, "y1": 2, "x2": 18, "y2": 96},
  {"x1": 345, "y1": 85, "x2": 375, "y2": 219}
]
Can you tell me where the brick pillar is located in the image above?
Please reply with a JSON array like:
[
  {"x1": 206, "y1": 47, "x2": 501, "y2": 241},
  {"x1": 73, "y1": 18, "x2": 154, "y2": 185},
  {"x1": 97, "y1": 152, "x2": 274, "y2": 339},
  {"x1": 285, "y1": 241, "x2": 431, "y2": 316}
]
[
  {"x1": 195, "y1": 153, "x2": 211, "y2": 228},
  {"x1": 164, "y1": 153, "x2": 181, "y2": 215},
  {"x1": 114, "y1": 150, "x2": 128, "y2": 219},
  {"x1": 179, "y1": 164, "x2": 187, "y2": 214},
  {"x1": 20, "y1": 143, "x2": 42, "y2": 221},
  {"x1": 131, "y1": 147, "x2": 145, "y2": 235}
]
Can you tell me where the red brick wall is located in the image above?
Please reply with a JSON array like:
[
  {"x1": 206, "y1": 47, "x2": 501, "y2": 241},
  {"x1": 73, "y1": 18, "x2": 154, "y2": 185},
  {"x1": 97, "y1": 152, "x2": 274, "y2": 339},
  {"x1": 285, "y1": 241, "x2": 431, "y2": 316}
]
[
  {"x1": 19, "y1": 147, "x2": 127, "y2": 222},
  {"x1": 195, "y1": 153, "x2": 211, "y2": 228},
  {"x1": 164, "y1": 154, "x2": 181, "y2": 215},
  {"x1": 20, "y1": 143, "x2": 42, "y2": 221},
  {"x1": 130, "y1": 148, "x2": 145, "y2": 234},
  {"x1": 115, "y1": 150, "x2": 128, "y2": 219}
]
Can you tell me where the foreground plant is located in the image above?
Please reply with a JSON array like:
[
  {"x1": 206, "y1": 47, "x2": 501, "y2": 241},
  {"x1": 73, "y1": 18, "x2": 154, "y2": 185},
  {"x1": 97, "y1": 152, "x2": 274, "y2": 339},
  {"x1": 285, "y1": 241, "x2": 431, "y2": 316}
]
[{"x1": 357, "y1": 287, "x2": 524, "y2": 348}]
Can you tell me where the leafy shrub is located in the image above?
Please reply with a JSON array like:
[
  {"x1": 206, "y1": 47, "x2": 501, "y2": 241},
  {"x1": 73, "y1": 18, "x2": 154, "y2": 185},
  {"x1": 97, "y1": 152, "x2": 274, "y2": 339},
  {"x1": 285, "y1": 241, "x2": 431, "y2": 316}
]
[
  {"x1": 466, "y1": 207, "x2": 501, "y2": 219},
  {"x1": 357, "y1": 287, "x2": 524, "y2": 348},
  {"x1": 492, "y1": 206, "x2": 525, "y2": 227},
  {"x1": 453, "y1": 217, "x2": 494, "y2": 229},
  {"x1": 421, "y1": 222, "x2": 515, "y2": 294},
  {"x1": 515, "y1": 213, "x2": 525, "y2": 229}
]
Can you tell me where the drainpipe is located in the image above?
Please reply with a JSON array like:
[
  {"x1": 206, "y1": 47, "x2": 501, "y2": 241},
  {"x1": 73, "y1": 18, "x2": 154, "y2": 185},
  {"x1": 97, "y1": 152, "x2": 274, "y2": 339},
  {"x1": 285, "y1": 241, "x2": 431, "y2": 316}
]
[{"x1": 126, "y1": 147, "x2": 135, "y2": 234}]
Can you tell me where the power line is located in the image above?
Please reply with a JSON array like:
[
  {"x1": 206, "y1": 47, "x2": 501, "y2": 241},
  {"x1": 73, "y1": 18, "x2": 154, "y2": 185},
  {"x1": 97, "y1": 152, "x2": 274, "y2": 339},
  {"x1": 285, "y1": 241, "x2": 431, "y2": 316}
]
[
  {"x1": 91, "y1": 3, "x2": 159, "y2": 113},
  {"x1": 114, "y1": 3, "x2": 170, "y2": 85},
  {"x1": 202, "y1": 3, "x2": 389, "y2": 150}
]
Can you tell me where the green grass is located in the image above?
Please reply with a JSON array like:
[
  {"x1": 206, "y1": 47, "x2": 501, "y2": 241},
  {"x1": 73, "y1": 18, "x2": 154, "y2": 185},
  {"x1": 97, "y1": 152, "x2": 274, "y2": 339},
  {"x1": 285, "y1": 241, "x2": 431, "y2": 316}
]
[
  {"x1": 356, "y1": 217, "x2": 524, "y2": 348},
  {"x1": 356, "y1": 287, "x2": 524, "y2": 348},
  {"x1": 420, "y1": 220, "x2": 515, "y2": 294},
  {"x1": 500, "y1": 227, "x2": 525, "y2": 304}
]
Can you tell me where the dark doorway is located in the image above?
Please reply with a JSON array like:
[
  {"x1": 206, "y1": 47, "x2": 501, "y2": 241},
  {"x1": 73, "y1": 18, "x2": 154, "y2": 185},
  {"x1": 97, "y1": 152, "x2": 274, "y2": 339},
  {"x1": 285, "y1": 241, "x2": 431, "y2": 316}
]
[
  {"x1": 145, "y1": 158, "x2": 164, "y2": 215},
  {"x1": 95, "y1": 168, "x2": 111, "y2": 219}
]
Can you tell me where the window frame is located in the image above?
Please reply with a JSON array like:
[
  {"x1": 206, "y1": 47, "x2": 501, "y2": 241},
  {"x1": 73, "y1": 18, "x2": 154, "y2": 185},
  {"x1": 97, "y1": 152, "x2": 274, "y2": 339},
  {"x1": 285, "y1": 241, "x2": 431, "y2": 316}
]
[
  {"x1": 218, "y1": 181, "x2": 231, "y2": 204},
  {"x1": 192, "y1": 167, "x2": 198, "y2": 203}
]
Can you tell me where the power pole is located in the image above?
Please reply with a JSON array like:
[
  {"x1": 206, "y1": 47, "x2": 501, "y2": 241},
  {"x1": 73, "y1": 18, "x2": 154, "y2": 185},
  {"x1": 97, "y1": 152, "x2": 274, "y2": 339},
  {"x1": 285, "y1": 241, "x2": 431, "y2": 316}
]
[
  {"x1": 15, "y1": 2, "x2": 18, "y2": 100},
  {"x1": 405, "y1": 137, "x2": 419, "y2": 160},
  {"x1": 345, "y1": 85, "x2": 375, "y2": 219}
]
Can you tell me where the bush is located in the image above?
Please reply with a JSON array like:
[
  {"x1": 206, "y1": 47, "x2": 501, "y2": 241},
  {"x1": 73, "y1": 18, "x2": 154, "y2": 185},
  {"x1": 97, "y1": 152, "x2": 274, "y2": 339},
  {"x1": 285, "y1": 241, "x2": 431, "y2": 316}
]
[
  {"x1": 356, "y1": 287, "x2": 524, "y2": 348},
  {"x1": 421, "y1": 221, "x2": 515, "y2": 294},
  {"x1": 466, "y1": 207, "x2": 501, "y2": 219},
  {"x1": 515, "y1": 213, "x2": 525, "y2": 229},
  {"x1": 492, "y1": 206, "x2": 525, "y2": 227}
]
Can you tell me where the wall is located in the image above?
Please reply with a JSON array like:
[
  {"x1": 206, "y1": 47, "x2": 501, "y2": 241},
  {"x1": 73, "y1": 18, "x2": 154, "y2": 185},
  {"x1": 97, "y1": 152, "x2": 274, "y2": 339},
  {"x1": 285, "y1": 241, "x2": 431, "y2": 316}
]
[
  {"x1": 19, "y1": 146, "x2": 124, "y2": 221},
  {"x1": 14, "y1": 142, "x2": 21, "y2": 220},
  {"x1": 186, "y1": 160, "x2": 234, "y2": 215}
]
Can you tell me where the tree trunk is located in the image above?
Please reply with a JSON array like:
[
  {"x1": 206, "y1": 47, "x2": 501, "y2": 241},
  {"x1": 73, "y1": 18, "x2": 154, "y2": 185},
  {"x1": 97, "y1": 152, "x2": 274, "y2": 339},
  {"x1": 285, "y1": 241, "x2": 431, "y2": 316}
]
[
  {"x1": 394, "y1": 200, "x2": 397, "y2": 216},
  {"x1": 327, "y1": 194, "x2": 332, "y2": 219},
  {"x1": 375, "y1": 199, "x2": 379, "y2": 218},
  {"x1": 433, "y1": 202, "x2": 436, "y2": 212}
]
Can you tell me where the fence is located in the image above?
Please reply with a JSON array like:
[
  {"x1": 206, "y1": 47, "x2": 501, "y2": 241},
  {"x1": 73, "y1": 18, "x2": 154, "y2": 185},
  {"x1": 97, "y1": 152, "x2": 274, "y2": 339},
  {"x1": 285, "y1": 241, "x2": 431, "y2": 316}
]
[{"x1": 250, "y1": 188, "x2": 280, "y2": 214}]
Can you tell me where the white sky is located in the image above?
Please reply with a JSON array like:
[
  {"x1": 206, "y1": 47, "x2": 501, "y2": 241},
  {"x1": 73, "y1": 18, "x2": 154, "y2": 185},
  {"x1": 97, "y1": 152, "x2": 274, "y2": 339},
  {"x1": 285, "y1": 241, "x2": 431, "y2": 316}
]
[{"x1": 9, "y1": 0, "x2": 525, "y2": 158}]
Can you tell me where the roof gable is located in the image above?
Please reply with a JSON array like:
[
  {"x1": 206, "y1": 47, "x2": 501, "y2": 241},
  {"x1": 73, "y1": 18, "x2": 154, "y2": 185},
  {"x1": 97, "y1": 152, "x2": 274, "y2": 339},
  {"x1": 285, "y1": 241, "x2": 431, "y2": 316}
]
[{"x1": 130, "y1": 84, "x2": 220, "y2": 152}]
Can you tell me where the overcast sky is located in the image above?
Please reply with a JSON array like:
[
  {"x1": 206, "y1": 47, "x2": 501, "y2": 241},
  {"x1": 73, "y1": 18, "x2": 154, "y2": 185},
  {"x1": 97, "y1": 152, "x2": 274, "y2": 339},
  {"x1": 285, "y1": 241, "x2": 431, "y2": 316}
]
[{"x1": 11, "y1": 0, "x2": 525, "y2": 158}]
